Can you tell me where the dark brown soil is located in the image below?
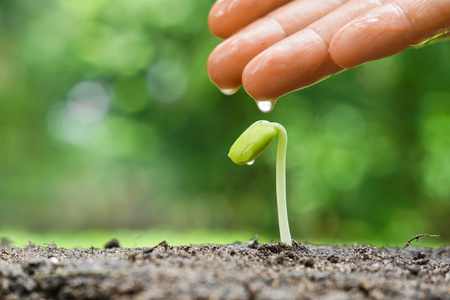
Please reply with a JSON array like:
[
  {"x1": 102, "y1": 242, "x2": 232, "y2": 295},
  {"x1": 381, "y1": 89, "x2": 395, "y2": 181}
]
[{"x1": 0, "y1": 238, "x2": 449, "y2": 299}]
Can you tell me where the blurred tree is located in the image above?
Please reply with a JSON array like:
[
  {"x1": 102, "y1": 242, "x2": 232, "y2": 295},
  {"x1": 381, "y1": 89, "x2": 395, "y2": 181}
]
[{"x1": 0, "y1": 0, "x2": 448, "y2": 244}]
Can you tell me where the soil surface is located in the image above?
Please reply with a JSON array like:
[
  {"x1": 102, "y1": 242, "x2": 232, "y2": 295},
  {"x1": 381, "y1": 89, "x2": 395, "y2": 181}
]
[{"x1": 0, "y1": 238, "x2": 449, "y2": 299}]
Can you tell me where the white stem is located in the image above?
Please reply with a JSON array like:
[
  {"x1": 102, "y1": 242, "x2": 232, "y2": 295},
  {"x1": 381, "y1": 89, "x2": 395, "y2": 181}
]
[{"x1": 272, "y1": 123, "x2": 292, "y2": 246}]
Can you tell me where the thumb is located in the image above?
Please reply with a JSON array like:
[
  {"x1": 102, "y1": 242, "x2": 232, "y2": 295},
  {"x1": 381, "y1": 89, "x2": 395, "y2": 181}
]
[{"x1": 330, "y1": 0, "x2": 450, "y2": 69}]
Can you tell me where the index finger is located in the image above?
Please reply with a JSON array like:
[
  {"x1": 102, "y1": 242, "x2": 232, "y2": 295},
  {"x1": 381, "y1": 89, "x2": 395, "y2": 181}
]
[{"x1": 208, "y1": 0, "x2": 291, "y2": 39}]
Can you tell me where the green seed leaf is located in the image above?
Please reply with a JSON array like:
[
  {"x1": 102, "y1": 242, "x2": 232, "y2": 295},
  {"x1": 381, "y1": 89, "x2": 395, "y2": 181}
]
[{"x1": 228, "y1": 120, "x2": 277, "y2": 165}]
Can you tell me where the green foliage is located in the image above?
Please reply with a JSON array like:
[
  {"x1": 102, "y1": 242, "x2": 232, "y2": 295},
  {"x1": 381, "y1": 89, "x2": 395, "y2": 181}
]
[{"x1": 0, "y1": 0, "x2": 449, "y2": 245}]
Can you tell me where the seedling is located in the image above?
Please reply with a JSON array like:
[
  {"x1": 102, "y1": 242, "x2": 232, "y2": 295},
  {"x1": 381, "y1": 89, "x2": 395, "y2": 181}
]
[{"x1": 228, "y1": 120, "x2": 292, "y2": 246}]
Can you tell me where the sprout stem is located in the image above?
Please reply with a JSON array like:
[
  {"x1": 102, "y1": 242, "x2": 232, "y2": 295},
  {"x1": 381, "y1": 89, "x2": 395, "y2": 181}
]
[
  {"x1": 273, "y1": 123, "x2": 292, "y2": 246},
  {"x1": 228, "y1": 120, "x2": 292, "y2": 246}
]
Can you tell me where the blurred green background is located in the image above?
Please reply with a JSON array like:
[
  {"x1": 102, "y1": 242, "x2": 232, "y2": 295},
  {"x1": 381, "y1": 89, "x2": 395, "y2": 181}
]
[{"x1": 0, "y1": 0, "x2": 449, "y2": 248}]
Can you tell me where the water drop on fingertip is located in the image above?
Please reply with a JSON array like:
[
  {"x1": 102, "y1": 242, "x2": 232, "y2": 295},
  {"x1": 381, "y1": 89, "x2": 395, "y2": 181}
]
[
  {"x1": 256, "y1": 100, "x2": 276, "y2": 113},
  {"x1": 220, "y1": 87, "x2": 239, "y2": 95}
]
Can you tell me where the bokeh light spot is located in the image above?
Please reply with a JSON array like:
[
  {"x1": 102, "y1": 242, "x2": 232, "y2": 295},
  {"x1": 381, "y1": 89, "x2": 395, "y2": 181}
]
[
  {"x1": 47, "y1": 81, "x2": 110, "y2": 145},
  {"x1": 67, "y1": 81, "x2": 109, "y2": 124},
  {"x1": 147, "y1": 60, "x2": 188, "y2": 103}
]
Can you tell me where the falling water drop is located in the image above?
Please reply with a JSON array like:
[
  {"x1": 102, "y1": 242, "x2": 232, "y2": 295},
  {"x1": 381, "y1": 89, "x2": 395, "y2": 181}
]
[
  {"x1": 246, "y1": 160, "x2": 255, "y2": 166},
  {"x1": 256, "y1": 100, "x2": 276, "y2": 113},
  {"x1": 220, "y1": 87, "x2": 239, "y2": 95}
]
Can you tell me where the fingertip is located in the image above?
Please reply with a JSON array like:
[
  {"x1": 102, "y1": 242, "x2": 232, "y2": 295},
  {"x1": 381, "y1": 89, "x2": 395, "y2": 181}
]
[
  {"x1": 208, "y1": 2, "x2": 233, "y2": 39},
  {"x1": 207, "y1": 48, "x2": 241, "y2": 93},
  {"x1": 329, "y1": 25, "x2": 361, "y2": 69},
  {"x1": 208, "y1": 18, "x2": 288, "y2": 94},
  {"x1": 242, "y1": 29, "x2": 341, "y2": 101},
  {"x1": 207, "y1": 40, "x2": 244, "y2": 93},
  {"x1": 241, "y1": 52, "x2": 280, "y2": 101},
  {"x1": 330, "y1": 4, "x2": 414, "y2": 69},
  {"x1": 208, "y1": 0, "x2": 292, "y2": 39}
]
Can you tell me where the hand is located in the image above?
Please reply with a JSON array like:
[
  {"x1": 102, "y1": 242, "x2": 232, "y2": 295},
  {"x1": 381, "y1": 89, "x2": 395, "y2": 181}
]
[{"x1": 207, "y1": 0, "x2": 450, "y2": 103}]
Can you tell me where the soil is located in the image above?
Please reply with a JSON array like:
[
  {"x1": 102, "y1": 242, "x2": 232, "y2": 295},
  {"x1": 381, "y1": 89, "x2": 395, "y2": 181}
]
[{"x1": 0, "y1": 238, "x2": 449, "y2": 300}]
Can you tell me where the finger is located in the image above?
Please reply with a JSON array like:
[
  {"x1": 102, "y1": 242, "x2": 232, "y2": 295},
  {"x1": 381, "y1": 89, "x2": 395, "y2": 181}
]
[
  {"x1": 242, "y1": 0, "x2": 386, "y2": 102},
  {"x1": 330, "y1": 0, "x2": 450, "y2": 68},
  {"x1": 208, "y1": 0, "x2": 348, "y2": 93},
  {"x1": 208, "y1": 0, "x2": 291, "y2": 39}
]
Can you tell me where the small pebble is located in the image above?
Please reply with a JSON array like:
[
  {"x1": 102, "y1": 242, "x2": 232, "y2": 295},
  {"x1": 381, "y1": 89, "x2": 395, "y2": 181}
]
[
  {"x1": 49, "y1": 257, "x2": 59, "y2": 264},
  {"x1": 275, "y1": 255, "x2": 285, "y2": 265},
  {"x1": 416, "y1": 252, "x2": 426, "y2": 259},
  {"x1": 247, "y1": 238, "x2": 259, "y2": 249},
  {"x1": 360, "y1": 282, "x2": 372, "y2": 292},
  {"x1": 104, "y1": 239, "x2": 120, "y2": 249},
  {"x1": 408, "y1": 265, "x2": 421, "y2": 275},
  {"x1": 304, "y1": 258, "x2": 315, "y2": 268},
  {"x1": 328, "y1": 255, "x2": 339, "y2": 263}
]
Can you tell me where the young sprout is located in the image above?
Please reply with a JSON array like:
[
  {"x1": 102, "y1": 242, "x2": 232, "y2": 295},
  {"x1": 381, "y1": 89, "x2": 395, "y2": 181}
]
[{"x1": 228, "y1": 120, "x2": 292, "y2": 246}]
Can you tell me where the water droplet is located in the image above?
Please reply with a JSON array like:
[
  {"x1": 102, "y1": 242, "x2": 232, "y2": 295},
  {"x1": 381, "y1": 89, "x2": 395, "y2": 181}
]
[
  {"x1": 220, "y1": 87, "x2": 239, "y2": 95},
  {"x1": 256, "y1": 100, "x2": 276, "y2": 113},
  {"x1": 246, "y1": 160, "x2": 255, "y2": 166}
]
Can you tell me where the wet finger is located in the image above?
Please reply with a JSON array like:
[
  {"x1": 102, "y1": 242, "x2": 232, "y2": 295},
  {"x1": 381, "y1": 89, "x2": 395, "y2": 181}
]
[
  {"x1": 208, "y1": 0, "x2": 291, "y2": 39},
  {"x1": 330, "y1": 0, "x2": 450, "y2": 68},
  {"x1": 242, "y1": 0, "x2": 386, "y2": 102},
  {"x1": 207, "y1": 0, "x2": 348, "y2": 93}
]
